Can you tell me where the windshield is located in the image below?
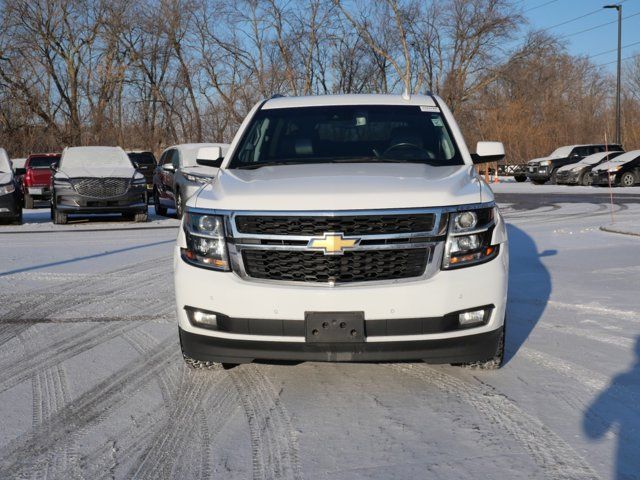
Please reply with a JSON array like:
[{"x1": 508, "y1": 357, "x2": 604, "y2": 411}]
[
  {"x1": 28, "y1": 155, "x2": 61, "y2": 169},
  {"x1": 127, "y1": 152, "x2": 156, "y2": 165},
  {"x1": 228, "y1": 105, "x2": 462, "y2": 169},
  {"x1": 60, "y1": 147, "x2": 132, "y2": 170}
]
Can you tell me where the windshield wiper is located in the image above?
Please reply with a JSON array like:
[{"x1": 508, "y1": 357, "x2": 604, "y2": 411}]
[{"x1": 234, "y1": 161, "x2": 310, "y2": 170}]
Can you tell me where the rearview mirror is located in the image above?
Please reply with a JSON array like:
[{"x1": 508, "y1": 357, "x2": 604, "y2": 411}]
[
  {"x1": 471, "y1": 141, "x2": 505, "y2": 164},
  {"x1": 196, "y1": 146, "x2": 223, "y2": 168}
]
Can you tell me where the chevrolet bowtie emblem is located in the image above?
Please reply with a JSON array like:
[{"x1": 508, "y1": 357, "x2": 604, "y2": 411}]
[{"x1": 308, "y1": 232, "x2": 360, "y2": 255}]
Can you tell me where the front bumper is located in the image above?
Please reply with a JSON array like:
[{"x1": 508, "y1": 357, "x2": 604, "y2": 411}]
[
  {"x1": 175, "y1": 243, "x2": 508, "y2": 363},
  {"x1": 526, "y1": 166, "x2": 551, "y2": 182},
  {"x1": 179, "y1": 325, "x2": 503, "y2": 363},
  {"x1": 555, "y1": 171, "x2": 580, "y2": 184},
  {"x1": 591, "y1": 172, "x2": 617, "y2": 186},
  {"x1": 55, "y1": 186, "x2": 147, "y2": 214}
]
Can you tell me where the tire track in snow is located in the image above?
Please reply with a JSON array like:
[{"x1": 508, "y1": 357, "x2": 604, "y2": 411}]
[
  {"x1": 0, "y1": 337, "x2": 180, "y2": 479},
  {"x1": 0, "y1": 256, "x2": 169, "y2": 322},
  {"x1": 129, "y1": 372, "x2": 239, "y2": 480},
  {"x1": 230, "y1": 366, "x2": 303, "y2": 480},
  {"x1": 392, "y1": 364, "x2": 600, "y2": 480},
  {"x1": 538, "y1": 323, "x2": 634, "y2": 349},
  {"x1": 0, "y1": 321, "x2": 139, "y2": 394},
  {"x1": 20, "y1": 325, "x2": 75, "y2": 480}
]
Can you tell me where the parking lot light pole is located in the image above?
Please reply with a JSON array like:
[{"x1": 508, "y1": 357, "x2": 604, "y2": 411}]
[{"x1": 604, "y1": 4, "x2": 622, "y2": 145}]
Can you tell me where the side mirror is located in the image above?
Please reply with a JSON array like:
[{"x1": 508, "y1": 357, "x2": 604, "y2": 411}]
[
  {"x1": 50, "y1": 162, "x2": 58, "y2": 171},
  {"x1": 471, "y1": 141, "x2": 505, "y2": 164},
  {"x1": 162, "y1": 163, "x2": 176, "y2": 172},
  {"x1": 196, "y1": 146, "x2": 223, "y2": 168}
]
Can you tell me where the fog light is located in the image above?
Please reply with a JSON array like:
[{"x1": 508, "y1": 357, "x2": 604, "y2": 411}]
[
  {"x1": 458, "y1": 310, "x2": 485, "y2": 326},
  {"x1": 187, "y1": 308, "x2": 218, "y2": 327}
]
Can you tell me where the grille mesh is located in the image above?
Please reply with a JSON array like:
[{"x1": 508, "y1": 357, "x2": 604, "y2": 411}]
[
  {"x1": 242, "y1": 248, "x2": 428, "y2": 283},
  {"x1": 235, "y1": 214, "x2": 435, "y2": 236},
  {"x1": 70, "y1": 177, "x2": 130, "y2": 198}
]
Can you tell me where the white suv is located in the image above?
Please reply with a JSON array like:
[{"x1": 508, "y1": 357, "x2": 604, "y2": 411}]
[{"x1": 174, "y1": 94, "x2": 508, "y2": 368}]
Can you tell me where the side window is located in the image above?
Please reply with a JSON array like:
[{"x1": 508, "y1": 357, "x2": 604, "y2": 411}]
[
  {"x1": 159, "y1": 151, "x2": 169, "y2": 165},
  {"x1": 171, "y1": 150, "x2": 180, "y2": 169}
]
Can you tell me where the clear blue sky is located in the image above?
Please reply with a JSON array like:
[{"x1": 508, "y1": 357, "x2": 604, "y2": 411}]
[{"x1": 521, "y1": 0, "x2": 640, "y2": 71}]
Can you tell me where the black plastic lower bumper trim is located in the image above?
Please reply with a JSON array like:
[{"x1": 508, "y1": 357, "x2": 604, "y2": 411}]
[{"x1": 179, "y1": 326, "x2": 502, "y2": 364}]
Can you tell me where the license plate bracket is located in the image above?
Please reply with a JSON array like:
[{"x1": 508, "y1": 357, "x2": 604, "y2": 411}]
[{"x1": 305, "y1": 312, "x2": 365, "y2": 343}]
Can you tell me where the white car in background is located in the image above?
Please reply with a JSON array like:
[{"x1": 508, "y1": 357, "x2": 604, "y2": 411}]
[
  {"x1": 153, "y1": 143, "x2": 229, "y2": 218},
  {"x1": 174, "y1": 94, "x2": 509, "y2": 369}
]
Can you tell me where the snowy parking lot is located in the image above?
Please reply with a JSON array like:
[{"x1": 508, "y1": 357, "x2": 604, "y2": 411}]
[{"x1": 0, "y1": 182, "x2": 639, "y2": 480}]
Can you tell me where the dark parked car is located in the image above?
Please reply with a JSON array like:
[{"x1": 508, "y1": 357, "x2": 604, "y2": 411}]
[
  {"x1": 0, "y1": 149, "x2": 22, "y2": 224},
  {"x1": 126, "y1": 150, "x2": 156, "y2": 200},
  {"x1": 22, "y1": 153, "x2": 61, "y2": 208},
  {"x1": 51, "y1": 146, "x2": 148, "y2": 224},
  {"x1": 555, "y1": 151, "x2": 624, "y2": 186},
  {"x1": 590, "y1": 150, "x2": 640, "y2": 187},
  {"x1": 526, "y1": 144, "x2": 623, "y2": 185}
]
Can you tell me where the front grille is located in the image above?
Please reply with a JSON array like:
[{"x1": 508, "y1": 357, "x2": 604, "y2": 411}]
[
  {"x1": 235, "y1": 214, "x2": 435, "y2": 236},
  {"x1": 242, "y1": 248, "x2": 429, "y2": 283},
  {"x1": 70, "y1": 177, "x2": 130, "y2": 198}
]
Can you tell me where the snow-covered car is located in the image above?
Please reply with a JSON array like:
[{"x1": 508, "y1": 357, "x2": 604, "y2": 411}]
[
  {"x1": 51, "y1": 146, "x2": 148, "y2": 224},
  {"x1": 590, "y1": 150, "x2": 640, "y2": 187},
  {"x1": 0, "y1": 149, "x2": 23, "y2": 224},
  {"x1": 174, "y1": 94, "x2": 509, "y2": 369},
  {"x1": 555, "y1": 150, "x2": 624, "y2": 186},
  {"x1": 526, "y1": 144, "x2": 622, "y2": 185},
  {"x1": 153, "y1": 143, "x2": 229, "y2": 218}
]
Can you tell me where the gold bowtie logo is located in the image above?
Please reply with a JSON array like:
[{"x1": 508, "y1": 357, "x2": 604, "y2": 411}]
[{"x1": 308, "y1": 233, "x2": 360, "y2": 255}]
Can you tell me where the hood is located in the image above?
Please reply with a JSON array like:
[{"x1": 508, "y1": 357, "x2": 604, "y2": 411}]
[
  {"x1": 59, "y1": 165, "x2": 135, "y2": 178},
  {"x1": 592, "y1": 150, "x2": 640, "y2": 172},
  {"x1": 59, "y1": 147, "x2": 134, "y2": 178},
  {"x1": 527, "y1": 156, "x2": 551, "y2": 165},
  {"x1": 192, "y1": 163, "x2": 485, "y2": 211},
  {"x1": 557, "y1": 161, "x2": 584, "y2": 173},
  {"x1": 0, "y1": 172, "x2": 13, "y2": 185},
  {"x1": 180, "y1": 165, "x2": 218, "y2": 178}
]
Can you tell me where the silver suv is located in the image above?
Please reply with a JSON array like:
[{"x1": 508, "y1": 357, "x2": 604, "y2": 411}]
[{"x1": 153, "y1": 143, "x2": 229, "y2": 218}]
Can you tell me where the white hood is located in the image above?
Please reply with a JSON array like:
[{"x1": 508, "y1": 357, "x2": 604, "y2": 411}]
[
  {"x1": 192, "y1": 163, "x2": 485, "y2": 211},
  {"x1": 592, "y1": 150, "x2": 640, "y2": 173},
  {"x1": 59, "y1": 146, "x2": 135, "y2": 178}
]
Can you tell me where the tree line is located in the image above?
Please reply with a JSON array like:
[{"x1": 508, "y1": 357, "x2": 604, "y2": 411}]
[{"x1": 1, "y1": 0, "x2": 639, "y2": 163}]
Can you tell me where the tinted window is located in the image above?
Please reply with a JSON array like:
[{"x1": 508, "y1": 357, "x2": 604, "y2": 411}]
[
  {"x1": 28, "y1": 155, "x2": 60, "y2": 168},
  {"x1": 128, "y1": 152, "x2": 156, "y2": 165},
  {"x1": 228, "y1": 105, "x2": 462, "y2": 168}
]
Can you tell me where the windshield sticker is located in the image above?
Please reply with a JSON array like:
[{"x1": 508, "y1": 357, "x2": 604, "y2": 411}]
[{"x1": 431, "y1": 117, "x2": 444, "y2": 127}]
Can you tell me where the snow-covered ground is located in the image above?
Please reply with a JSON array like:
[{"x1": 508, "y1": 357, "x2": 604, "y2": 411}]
[{"x1": 0, "y1": 184, "x2": 638, "y2": 479}]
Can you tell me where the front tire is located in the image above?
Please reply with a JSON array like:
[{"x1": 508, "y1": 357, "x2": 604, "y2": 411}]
[
  {"x1": 24, "y1": 193, "x2": 34, "y2": 209},
  {"x1": 453, "y1": 325, "x2": 505, "y2": 370},
  {"x1": 175, "y1": 191, "x2": 184, "y2": 219},
  {"x1": 11, "y1": 208, "x2": 22, "y2": 225},
  {"x1": 154, "y1": 188, "x2": 167, "y2": 216},
  {"x1": 514, "y1": 174, "x2": 527, "y2": 183},
  {"x1": 620, "y1": 171, "x2": 636, "y2": 187},
  {"x1": 531, "y1": 179, "x2": 546, "y2": 185},
  {"x1": 580, "y1": 173, "x2": 592, "y2": 186},
  {"x1": 182, "y1": 353, "x2": 217, "y2": 370},
  {"x1": 549, "y1": 169, "x2": 558, "y2": 185},
  {"x1": 53, "y1": 209, "x2": 67, "y2": 225}
]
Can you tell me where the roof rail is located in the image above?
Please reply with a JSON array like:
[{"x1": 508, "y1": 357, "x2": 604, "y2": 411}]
[{"x1": 270, "y1": 93, "x2": 286, "y2": 99}]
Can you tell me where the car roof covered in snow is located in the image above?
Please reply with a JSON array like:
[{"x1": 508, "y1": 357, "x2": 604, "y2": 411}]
[{"x1": 262, "y1": 94, "x2": 437, "y2": 110}]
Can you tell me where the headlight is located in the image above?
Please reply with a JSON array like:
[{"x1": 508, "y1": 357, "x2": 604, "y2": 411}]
[
  {"x1": 572, "y1": 167, "x2": 583, "y2": 172},
  {"x1": 540, "y1": 160, "x2": 551, "y2": 166},
  {"x1": 442, "y1": 206, "x2": 499, "y2": 269},
  {"x1": 53, "y1": 176, "x2": 71, "y2": 188},
  {"x1": 0, "y1": 183, "x2": 15, "y2": 195},
  {"x1": 608, "y1": 166, "x2": 622, "y2": 173},
  {"x1": 132, "y1": 174, "x2": 147, "y2": 186},
  {"x1": 183, "y1": 173, "x2": 209, "y2": 184},
  {"x1": 180, "y1": 212, "x2": 230, "y2": 271}
]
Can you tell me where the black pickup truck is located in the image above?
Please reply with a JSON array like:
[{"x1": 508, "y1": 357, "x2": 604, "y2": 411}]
[{"x1": 526, "y1": 144, "x2": 623, "y2": 185}]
